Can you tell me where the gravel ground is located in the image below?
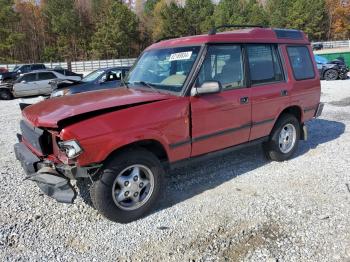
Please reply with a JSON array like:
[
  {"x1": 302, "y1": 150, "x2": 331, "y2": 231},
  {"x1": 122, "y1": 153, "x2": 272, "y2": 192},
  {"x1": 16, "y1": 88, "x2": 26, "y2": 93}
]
[{"x1": 1, "y1": 80, "x2": 350, "y2": 261}]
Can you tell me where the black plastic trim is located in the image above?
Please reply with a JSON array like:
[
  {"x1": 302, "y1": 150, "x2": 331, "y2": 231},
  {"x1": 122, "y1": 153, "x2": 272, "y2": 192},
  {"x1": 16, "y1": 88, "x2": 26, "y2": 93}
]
[
  {"x1": 170, "y1": 136, "x2": 269, "y2": 169},
  {"x1": 169, "y1": 118, "x2": 275, "y2": 149},
  {"x1": 192, "y1": 123, "x2": 251, "y2": 143}
]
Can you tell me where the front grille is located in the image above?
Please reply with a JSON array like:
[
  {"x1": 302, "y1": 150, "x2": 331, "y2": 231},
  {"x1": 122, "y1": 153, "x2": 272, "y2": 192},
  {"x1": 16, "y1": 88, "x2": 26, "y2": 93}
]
[{"x1": 20, "y1": 120, "x2": 52, "y2": 155}]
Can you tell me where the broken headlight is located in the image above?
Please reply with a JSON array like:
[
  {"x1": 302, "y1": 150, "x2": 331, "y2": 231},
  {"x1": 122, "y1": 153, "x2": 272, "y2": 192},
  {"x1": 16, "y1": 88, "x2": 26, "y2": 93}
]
[{"x1": 58, "y1": 140, "x2": 83, "y2": 159}]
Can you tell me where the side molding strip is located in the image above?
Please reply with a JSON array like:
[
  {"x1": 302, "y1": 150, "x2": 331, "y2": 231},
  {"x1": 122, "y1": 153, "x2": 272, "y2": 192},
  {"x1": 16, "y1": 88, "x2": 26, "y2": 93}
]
[{"x1": 169, "y1": 118, "x2": 275, "y2": 149}]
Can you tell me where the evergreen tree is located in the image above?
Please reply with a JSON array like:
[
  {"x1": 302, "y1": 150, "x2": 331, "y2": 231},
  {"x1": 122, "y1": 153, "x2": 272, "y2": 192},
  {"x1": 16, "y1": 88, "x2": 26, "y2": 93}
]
[
  {"x1": 0, "y1": 0, "x2": 23, "y2": 62},
  {"x1": 152, "y1": 0, "x2": 188, "y2": 40},
  {"x1": 287, "y1": 0, "x2": 328, "y2": 40},
  {"x1": 266, "y1": 0, "x2": 295, "y2": 28},
  {"x1": 43, "y1": 0, "x2": 83, "y2": 61},
  {"x1": 185, "y1": 0, "x2": 215, "y2": 35},
  {"x1": 91, "y1": 1, "x2": 139, "y2": 59},
  {"x1": 214, "y1": 0, "x2": 268, "y2": 29}
]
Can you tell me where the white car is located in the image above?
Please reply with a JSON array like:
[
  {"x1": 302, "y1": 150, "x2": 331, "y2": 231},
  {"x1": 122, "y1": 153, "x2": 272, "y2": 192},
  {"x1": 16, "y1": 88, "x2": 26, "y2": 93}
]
[{"x1": 12, "y1": 70, "x2": 82, "y2": 98}]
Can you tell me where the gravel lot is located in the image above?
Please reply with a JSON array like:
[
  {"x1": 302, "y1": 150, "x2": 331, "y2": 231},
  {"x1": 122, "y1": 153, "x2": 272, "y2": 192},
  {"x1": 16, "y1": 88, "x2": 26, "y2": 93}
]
[{"x1": 1, "y1": 80, "x2": 350, "y2": 261}]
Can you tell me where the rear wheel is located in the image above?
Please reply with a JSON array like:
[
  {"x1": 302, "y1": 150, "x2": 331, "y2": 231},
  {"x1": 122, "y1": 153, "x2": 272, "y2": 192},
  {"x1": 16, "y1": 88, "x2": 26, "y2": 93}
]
[
  {"x1": 263, "y1": 114, "x2": 300, "y2": 161},
  {"x1": 90, "y1": 148, "x2": 164, "y2": 223},
  {"x1": 324, "y1": 69, "x2": 339, "y2": 81},
  {"x1": 0, "y1": 89, "x2": 13, "y2": 100}
]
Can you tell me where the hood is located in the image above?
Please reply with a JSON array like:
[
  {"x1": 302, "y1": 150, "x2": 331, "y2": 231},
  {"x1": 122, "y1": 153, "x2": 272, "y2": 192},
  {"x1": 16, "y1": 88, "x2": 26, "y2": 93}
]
[{"x1": 23, "y1": 88, "x2": 175, "y2": 128}]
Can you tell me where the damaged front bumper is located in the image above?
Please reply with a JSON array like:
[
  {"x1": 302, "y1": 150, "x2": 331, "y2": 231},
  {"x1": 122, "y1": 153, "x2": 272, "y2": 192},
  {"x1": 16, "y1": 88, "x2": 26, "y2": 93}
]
[{"x1": 14, "y1": 142, "x2": 78, "y2": 203}]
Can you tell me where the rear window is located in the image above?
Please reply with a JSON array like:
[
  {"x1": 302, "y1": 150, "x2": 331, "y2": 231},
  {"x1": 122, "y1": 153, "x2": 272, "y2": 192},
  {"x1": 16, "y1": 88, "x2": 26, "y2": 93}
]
[
  {"x1": 38, "y1": 72, "x2": 57, "y2": 80},
  {"x1": 287, "y1": 46, "x2": 315, "y2": 80}
]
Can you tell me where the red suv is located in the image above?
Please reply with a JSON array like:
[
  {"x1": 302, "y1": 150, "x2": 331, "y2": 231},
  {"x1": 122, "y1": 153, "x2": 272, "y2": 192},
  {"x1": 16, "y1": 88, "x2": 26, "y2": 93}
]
[{"x1": 14, "y1": 27, "x2": 323, "y2": 223}]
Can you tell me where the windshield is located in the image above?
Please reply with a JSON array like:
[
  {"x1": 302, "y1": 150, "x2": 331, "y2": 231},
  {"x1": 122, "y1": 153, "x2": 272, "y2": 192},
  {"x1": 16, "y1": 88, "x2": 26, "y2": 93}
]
[
  {"x1": 315, "y1": 55, "x2": 329, "y2": 64},
  {"x1": 126, "y1": 46, "x2": 201, "y2": 93},
  {"x1": 82, "y1": 69, "x2": 105, "y2": 82},
  {"x1": 12, "y1": 66, "x2": 20, "y2": 72}
]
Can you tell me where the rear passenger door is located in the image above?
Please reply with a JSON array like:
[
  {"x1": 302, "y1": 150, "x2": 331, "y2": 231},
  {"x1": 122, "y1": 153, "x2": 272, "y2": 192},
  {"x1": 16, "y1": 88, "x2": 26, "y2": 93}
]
[
  {"x1": 190, "y1": 44, "x2": 252, "y2": 157},
  {"x1": 37, "y1": 72, "x2": 57, "y2": 95},
  {"x1": 247, "y1": 44, "x2": 290, "y2": 141}
]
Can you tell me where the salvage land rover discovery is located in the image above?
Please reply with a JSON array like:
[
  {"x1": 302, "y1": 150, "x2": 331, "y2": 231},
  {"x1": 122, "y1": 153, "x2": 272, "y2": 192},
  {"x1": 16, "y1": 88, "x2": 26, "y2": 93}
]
[{"x1": 14, "y1": 26, "x2": 323, "y2": 223}]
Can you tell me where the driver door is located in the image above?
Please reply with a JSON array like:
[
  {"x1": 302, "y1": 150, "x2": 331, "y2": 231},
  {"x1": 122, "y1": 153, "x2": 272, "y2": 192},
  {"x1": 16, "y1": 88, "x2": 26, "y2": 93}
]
[{"x1": 190, "y1": 44, "x2": 252, "y2": 157}]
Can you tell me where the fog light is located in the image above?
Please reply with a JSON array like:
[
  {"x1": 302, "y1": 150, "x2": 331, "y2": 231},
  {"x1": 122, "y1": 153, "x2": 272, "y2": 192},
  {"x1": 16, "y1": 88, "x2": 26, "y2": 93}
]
[{"x1": 58, "y1": 140, "x2": 83, "y2": 159}]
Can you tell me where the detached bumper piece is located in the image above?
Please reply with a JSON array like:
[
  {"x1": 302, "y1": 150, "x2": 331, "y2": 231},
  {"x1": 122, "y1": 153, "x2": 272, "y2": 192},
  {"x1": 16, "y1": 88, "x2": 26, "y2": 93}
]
[
  {"x1": 14, "y1": 142, "x2": 77, "y2": 204},
  {"x1": 28, "y1": 167, "x2": 76, "y2": 204}
]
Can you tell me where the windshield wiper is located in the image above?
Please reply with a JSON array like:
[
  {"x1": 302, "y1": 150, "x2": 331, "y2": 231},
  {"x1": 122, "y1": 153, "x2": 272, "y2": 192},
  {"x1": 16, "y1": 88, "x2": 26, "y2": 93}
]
[
  {"x1": 135, "y1": 81, "x2": 161, "y2": 93},
  {"x1": 121, "y1": 77, "x2": 129, "y2": 88}
]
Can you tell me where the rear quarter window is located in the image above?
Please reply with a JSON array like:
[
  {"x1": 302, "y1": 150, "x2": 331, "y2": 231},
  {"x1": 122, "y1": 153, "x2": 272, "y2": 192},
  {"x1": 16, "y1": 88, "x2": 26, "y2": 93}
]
[{"x1": 287, "y1": 46, "x2": 315, "y2": 80}]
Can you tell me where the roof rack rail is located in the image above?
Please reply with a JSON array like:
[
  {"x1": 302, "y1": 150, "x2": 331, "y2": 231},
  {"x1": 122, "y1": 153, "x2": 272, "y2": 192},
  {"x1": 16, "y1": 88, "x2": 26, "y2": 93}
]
[{"x1": 208, "y1": 24, "x2": 264, "y2": 35}]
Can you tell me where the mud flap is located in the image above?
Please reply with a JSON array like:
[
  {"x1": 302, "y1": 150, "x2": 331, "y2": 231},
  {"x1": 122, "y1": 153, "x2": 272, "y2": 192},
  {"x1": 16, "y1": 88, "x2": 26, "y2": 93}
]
[{"x1": 28, "y1": 167, "x2": 77, "y2": 204}]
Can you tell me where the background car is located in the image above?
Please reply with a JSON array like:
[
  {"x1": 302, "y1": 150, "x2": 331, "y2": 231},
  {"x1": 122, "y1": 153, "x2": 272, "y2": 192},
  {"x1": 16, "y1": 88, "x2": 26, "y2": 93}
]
[
  {"x1": 315, "y1": 55, "x2": 349, "y2": 80},
  {"x1": 312, "y1": 43, "x2": 323, "y2": 51},
  {"x1": 52, "y1": 68, "x2": 84, "y2": 79},
  {"x1": 50, "y1": 66, "x2": 130, "y2": 98},
  {"x1": 0, "y1": 67, "x2": 8, "y2": 73},
  {"x1": 0, "y1": 64, "x2": 46, "y2": 83},
  {"x1": 12, "y1": 70, "x2": 82, "y2": 98}
]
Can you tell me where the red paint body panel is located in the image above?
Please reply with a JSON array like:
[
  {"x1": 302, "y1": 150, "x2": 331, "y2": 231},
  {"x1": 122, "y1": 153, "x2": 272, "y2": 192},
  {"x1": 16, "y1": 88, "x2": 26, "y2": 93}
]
[
  {"x1": 22, "y1": 88, "x2": 174, "y2": 128},
  {"x1": 190, "y1": 88, "x2": 251, "y2": 156},
  {"x1": 60, "y1": 97, "x2": 191, "y2": 166}
]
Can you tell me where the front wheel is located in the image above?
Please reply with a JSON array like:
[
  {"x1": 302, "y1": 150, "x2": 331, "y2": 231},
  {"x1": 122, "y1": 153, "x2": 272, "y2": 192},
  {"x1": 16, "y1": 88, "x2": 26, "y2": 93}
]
[
  {"x1": 324, "y1": 69, "x2": 339, "y2": 81},
  {"x1": 90, "y1": 148, "x2": 164, "y2": 223},
  {"x1": 263, "y1": 114, "x2": 300, "y2": 162},
  {"x1": 0, "y1": 89, "x2": 13, "y2": 100}
]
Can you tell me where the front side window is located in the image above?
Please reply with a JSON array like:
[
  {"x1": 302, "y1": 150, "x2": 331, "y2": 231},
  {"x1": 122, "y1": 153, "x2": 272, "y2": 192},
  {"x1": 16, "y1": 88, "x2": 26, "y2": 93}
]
[
  {"x1": 247, "y1": 44, "x2": 284, "y2": 85},
  {"x1": 20, "y1": 65, "x2": 31, "y2": 73},
  {"x1": 287, "y1": 46, "x2": 315, "y2": 80},
  {"x1": 21, "y1": 74, "x2": 37, "y2": 82},
  {"x1": 106, "y1": 70, "x2": 122, "y2": 81},
  {"x1": 127, "y1": 46, "x2": 200, "y2": 93},
  {"x1": 196, "y1": 45, "x2": 244, "y2": 90}
]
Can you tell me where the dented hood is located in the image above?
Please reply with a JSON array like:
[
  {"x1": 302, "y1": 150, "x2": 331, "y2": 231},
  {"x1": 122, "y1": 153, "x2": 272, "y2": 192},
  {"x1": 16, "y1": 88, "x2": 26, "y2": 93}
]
[{"x1": 23, "y1": 88, "x2": 174, "y2": 128}]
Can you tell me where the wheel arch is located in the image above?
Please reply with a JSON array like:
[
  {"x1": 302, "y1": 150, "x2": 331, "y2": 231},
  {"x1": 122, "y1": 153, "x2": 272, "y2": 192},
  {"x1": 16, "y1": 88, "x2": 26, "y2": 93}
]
[
  {"x1": 276, "y1": 105, "x2": 303, "y2": 124},
  {"x1": 104, "y1": 139, "x2": 169, "y2": 165},
  {"x1": 273, "y1": 105, "x2": 305, "y2": 139}
]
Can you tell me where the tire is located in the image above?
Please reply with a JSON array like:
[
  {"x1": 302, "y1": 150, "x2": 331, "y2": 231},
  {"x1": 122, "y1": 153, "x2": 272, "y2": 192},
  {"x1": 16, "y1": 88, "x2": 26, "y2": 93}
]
[
  {"x1": 0, "y1": 89, "x2": 13, "y2": 100},
  {"x1": 324, "y1": 69, "x2": 339, "y2": 81},
  {"x1": 263, "y1": 114, "x2": 300, "y2": 162},
  {"x1": 90, "y1": 148, "x2": 164, "y2": 223}
]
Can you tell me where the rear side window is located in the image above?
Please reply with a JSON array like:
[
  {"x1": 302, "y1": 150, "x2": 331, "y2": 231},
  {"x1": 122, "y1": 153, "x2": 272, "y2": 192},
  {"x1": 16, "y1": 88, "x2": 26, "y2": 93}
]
[
  {"x1": 247, "y1": 44, "x2": 284, "y2": 85},
  {"x1": 38, "y1": 72, "x2": 57, "y2": 80},
  {"x1": 32, "y1": 64, "x2": 45, "y2": 70},
  {"x1": 287, "y1": 46, "x2": 315, "y2": 80}
]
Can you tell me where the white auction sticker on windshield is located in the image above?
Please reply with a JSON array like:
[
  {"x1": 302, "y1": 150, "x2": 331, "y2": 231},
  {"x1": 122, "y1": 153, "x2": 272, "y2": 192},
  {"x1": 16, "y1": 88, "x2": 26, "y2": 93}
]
[{"x1": 169, "y1": 51, "x2": 192, "y2": 61}]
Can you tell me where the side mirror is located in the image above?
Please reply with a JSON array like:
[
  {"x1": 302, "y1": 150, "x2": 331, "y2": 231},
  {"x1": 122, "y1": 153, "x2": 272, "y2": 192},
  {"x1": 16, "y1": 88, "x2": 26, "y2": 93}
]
[
  {"x1": 21, "y1": 80, "x2": 27, "y2": 84},
  {"x1": 17, "y1": 70, "x2": 22, "y2": 74},
  {"x1": 191, "y1": 81, "x2": 222, "y2": 96}
]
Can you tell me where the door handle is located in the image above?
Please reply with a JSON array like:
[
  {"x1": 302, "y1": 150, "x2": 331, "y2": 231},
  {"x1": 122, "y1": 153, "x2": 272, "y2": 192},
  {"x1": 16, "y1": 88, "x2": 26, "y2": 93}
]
[
  {"x1": 281, "y1": 89, "x2": 288, "y2": 96},
  {"x1": 240, "y1": 96, "x2": 249, "y2": 104}
]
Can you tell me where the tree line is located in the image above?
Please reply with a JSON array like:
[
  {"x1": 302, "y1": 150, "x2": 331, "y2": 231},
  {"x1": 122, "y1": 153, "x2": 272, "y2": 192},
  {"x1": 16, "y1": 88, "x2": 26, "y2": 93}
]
[{"x1": 0, "y1": 0, "x2": 349, "y2": 64}]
